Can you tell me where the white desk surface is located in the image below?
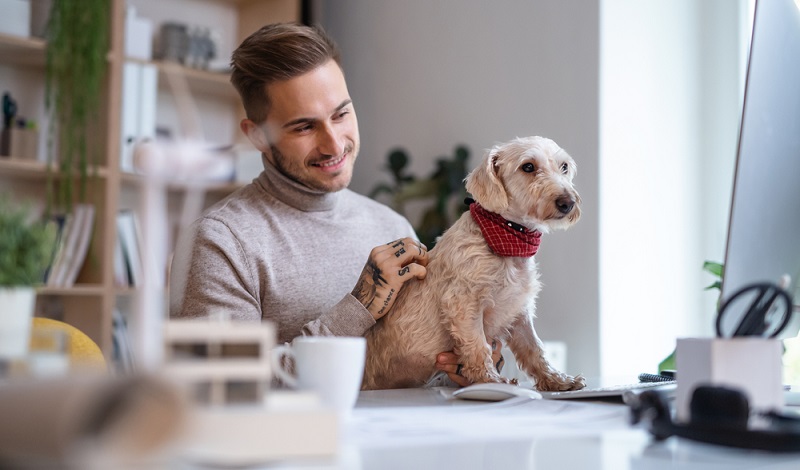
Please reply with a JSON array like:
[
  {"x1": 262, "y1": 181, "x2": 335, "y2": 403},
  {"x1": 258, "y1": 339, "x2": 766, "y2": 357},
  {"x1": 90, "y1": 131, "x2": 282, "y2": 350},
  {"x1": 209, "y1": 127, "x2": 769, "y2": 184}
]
[{"x1": 191, "y1": 387, "x2": 800, "y2": 470}]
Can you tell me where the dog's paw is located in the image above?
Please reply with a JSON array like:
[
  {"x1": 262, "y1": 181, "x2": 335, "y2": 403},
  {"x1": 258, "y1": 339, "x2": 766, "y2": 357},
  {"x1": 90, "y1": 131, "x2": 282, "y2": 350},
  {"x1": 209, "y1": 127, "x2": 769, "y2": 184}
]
[
  {"x1": 534, "y1": 372, "x2": 586, "y2": 392},
  {"x1": 465, "y1": 367, "x2": 510, "y2": 385}
]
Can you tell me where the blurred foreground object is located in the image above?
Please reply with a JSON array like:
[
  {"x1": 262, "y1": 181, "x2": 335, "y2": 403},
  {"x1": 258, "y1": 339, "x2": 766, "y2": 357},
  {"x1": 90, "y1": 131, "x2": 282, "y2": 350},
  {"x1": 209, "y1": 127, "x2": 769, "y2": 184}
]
[
  {"x1": 163, "y1": 316, "x2": 338, "y2": 466},
  {"x1": 0, "y1": 374, "x2": 186, "y2": 468},
  {"x1": 163, "y1": 315, "x2": 274, "y2": 405}
]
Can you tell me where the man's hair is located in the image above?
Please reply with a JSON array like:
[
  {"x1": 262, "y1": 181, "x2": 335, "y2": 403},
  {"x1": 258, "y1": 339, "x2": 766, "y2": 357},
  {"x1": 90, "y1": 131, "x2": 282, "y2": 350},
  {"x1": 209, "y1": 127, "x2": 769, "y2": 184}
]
[{"x1": 230, "y1": 23, "x2": 342, "y2": 124}]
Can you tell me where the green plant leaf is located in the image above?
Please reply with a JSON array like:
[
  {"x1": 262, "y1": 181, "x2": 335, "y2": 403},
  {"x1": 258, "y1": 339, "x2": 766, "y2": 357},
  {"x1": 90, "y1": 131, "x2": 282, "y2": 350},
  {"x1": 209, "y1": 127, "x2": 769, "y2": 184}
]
[
  {"x1": 45, "y1": 0, "x2": 109, "y2": 213},
  {"x1": 0, "y1": 196, "x2": 56, "y2": 286},
  {"x1": 702, "y1": 260, "x2": 724, "y2": 278},
  {"x1": 394, "y1": 179, "x2": 439, "y2": 203},
  {"x1": 368, "y1": 183, "x2": 394, "y2": 199}
]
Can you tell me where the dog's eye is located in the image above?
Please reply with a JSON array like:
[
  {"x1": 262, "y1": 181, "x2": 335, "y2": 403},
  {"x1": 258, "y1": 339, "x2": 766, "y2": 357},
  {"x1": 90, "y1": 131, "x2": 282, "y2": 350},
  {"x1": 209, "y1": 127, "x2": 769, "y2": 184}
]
[
  {"x1": 560, "y1": 162, "x2": 569, "y2": 174},
  {"x1": 521, "y1": 163, "x2": 535, "y2": 173}
]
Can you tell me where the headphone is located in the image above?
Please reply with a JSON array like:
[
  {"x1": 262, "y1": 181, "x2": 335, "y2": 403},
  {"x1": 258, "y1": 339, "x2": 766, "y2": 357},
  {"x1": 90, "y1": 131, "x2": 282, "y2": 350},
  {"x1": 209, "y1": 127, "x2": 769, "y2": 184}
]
[{"x1": 628, "y1": 385, "x2": 800, "y2": 452}]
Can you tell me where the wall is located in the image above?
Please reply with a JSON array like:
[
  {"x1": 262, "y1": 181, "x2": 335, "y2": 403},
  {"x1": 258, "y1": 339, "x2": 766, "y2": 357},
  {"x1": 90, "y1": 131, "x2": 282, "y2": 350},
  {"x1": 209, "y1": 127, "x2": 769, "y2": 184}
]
[{"x1": 599, "y1": 0, "x2": 745, "y2": 378}]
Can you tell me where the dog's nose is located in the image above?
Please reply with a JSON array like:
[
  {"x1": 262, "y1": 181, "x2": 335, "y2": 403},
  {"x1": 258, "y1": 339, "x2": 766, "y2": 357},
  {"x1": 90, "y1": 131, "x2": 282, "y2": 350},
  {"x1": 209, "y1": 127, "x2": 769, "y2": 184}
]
[{"x1": 556, "y1": 195, "x2": 575, "y2": 214}]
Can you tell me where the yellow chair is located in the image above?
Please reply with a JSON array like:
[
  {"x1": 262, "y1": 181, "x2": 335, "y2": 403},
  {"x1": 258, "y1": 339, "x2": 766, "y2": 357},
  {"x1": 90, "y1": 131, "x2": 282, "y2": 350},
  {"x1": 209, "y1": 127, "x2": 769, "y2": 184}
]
[{"x1": 29, "y1": 318, "x2": 107, "y2": 372}]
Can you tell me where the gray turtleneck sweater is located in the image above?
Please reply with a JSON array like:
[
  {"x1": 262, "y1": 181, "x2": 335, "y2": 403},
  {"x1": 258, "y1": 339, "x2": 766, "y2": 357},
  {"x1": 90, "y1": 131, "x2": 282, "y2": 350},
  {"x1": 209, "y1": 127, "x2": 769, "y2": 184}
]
[{"x1": 169, "y1": 158, "x2": 416, "y2": 345}]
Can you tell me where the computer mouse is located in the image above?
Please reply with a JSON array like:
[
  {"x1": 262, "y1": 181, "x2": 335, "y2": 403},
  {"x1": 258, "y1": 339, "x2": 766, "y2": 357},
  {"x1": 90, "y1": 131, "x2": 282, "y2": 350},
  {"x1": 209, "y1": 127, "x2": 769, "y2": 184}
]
[{"x1": 452, "y1": 382, "x2": 542, "y2": 402}]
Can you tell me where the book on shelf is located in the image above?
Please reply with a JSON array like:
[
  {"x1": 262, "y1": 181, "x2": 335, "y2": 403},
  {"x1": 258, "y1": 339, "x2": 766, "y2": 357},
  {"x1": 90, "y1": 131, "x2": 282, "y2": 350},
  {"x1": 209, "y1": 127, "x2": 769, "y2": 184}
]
[
  {"x1": 113, "y1": 228, "x2": 129, "y2": 287},
  {"x1": 60, "y1": 205, "x2": 95, "y2": 287},
  {"x1": 45, "y1": 204, "x2": 95, "y2": 288},
  {"x1": 42, "y1": 213, "x2": 69, "y2": 285},
  {"x1": 116, "y1": 210, "x2": 144, "y2": 287},
  {"x1": 112, "y1": 309, "x2": 135, "y2": 373}
]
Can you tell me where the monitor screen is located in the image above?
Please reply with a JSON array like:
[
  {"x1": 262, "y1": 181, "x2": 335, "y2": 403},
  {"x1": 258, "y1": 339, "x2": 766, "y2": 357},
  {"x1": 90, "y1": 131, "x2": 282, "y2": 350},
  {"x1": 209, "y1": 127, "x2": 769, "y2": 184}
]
[{"x1": 719, "y1": 0, "x2": 800, "y2": 338}]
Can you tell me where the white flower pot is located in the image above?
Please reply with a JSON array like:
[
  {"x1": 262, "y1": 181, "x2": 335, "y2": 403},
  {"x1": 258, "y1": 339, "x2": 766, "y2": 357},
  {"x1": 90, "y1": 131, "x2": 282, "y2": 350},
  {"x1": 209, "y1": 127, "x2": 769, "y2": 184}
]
[{"x1": 0, "y1": 287, "x2": 36, "y2": 360}]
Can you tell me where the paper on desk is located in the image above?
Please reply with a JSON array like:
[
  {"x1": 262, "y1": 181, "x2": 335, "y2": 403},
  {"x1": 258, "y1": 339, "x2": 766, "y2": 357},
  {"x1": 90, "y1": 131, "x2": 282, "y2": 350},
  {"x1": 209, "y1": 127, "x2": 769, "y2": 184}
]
[{"x1": 348, "y1": 394, "x2": 628, "y2": 448}]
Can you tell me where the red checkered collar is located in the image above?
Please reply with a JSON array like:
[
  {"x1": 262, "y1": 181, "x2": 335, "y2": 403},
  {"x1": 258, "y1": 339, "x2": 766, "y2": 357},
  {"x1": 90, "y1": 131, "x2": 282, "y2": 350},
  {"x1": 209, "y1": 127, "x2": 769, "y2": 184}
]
[{"x1": 467, "y1": 199, "x2": 541, "y2": 258}]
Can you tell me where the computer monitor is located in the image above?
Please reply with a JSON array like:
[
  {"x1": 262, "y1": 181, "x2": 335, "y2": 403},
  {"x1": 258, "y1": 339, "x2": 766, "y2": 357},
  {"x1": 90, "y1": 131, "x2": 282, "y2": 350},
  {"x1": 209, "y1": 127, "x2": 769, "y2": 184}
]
[{"x1": 719, "y1": 0, "x2": 800, "y2": 338}]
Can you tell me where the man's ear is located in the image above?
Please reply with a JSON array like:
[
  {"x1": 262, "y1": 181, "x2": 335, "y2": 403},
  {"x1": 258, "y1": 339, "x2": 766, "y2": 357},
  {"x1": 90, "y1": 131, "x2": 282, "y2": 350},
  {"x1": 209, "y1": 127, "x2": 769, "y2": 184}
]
[{"x1": 240, "y1": 119, "x2": 269, "y2": 152}]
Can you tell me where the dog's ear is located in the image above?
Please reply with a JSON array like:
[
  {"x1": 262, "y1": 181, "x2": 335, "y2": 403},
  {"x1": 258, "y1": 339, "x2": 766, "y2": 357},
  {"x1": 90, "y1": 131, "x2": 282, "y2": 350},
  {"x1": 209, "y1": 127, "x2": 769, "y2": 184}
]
[{"x1": 465, "y1": 147, "x2": 509, "y2": 212}]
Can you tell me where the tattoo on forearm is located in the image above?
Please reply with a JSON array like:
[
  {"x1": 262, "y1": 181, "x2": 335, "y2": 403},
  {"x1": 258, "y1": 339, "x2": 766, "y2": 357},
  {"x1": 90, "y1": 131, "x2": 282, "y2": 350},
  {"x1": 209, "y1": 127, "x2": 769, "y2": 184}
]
[
  {"x1": 351, "y1": 277, "x2": 375, "y2": 308},
  {"x1": 377, "y1": 288, "x2": 395, "y2": 317}
]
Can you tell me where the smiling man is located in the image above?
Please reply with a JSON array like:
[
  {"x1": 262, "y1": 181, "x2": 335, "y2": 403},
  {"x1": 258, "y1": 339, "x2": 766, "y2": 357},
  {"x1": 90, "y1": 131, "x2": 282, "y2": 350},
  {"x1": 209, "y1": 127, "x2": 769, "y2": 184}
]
[
  {"x1": 169, "y1": 23, "x2": 502, "y2": 388},
  {"x1": 169, "y1": 23, "x2": 428, "y2": 346}
]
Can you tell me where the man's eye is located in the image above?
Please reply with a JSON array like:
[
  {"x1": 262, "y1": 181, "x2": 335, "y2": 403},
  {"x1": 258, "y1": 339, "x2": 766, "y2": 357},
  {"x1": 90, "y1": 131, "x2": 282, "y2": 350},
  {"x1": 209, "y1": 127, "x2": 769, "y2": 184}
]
[
  {"x1": 560, "y1": 162, "x2": 569, "y2": 174},
  {"x1": 295, "y1": 124, "x2": 313, "y2": 133},
  {"x1": 521, "y1": 163, "x2": 535, "y2": 173}
]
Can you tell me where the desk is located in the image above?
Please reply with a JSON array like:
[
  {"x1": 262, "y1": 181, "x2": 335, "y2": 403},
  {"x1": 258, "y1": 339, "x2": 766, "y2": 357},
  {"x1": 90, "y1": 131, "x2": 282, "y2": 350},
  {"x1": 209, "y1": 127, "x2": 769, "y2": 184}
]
[{"x1": 204, "y1": 388, "x2": 800, "y2": 470}]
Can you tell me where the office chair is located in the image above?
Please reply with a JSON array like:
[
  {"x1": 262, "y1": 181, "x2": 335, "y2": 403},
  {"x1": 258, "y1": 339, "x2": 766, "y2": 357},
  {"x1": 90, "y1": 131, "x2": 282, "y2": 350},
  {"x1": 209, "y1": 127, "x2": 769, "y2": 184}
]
[{"x1": 29, "y1": 318, "x2": 106, "y2": 372}]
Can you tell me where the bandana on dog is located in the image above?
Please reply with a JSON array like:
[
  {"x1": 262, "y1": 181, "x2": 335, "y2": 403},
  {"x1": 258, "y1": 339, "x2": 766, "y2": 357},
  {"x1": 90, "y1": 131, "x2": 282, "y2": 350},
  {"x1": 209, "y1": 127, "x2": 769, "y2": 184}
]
[{"x1": 468, "y1": 200, "x2": 541, "y2": 257}]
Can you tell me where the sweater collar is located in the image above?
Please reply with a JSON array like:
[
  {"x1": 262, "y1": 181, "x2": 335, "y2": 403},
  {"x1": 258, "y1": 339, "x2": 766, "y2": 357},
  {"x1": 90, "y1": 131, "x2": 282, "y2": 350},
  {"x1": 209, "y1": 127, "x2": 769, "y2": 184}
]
[
  {"x1": 467, "y1": 200, "x2": 541, "y2": 258},
  {"x1": 256, "y1": 153, "x2": 340, "y2": 212}
]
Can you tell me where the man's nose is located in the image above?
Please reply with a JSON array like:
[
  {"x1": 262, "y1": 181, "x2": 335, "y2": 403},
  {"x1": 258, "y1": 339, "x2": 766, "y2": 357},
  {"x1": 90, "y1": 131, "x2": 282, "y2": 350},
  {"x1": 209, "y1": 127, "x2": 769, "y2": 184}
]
[{"x1": 318, "y1": 123, "x2": 345, "y2": 156}]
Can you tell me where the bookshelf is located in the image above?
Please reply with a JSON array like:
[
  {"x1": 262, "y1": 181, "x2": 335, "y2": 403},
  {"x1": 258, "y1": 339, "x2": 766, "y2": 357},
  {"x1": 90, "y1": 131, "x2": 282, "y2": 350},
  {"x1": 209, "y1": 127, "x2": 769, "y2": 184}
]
[
  {"x1": 0, "y1": 32, "x2": 46, "y2": 67},
  {"x1": 0, "y1": 0, "x2": 301, "y2": 357}
]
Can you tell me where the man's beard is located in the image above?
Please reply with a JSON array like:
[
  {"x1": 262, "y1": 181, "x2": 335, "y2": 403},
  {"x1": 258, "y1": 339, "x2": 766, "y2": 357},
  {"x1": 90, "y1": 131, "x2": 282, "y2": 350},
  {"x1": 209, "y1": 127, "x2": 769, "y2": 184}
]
[{"x1": 269, "y1": 144, "x2": 354, "y2": 193}]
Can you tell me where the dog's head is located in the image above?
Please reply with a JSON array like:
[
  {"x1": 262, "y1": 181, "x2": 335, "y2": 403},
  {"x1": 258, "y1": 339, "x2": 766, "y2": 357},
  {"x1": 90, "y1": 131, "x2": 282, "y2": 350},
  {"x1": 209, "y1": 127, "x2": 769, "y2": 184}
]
[{"x1": 465, "y1": 136, "x2": 581, "y2": 233}]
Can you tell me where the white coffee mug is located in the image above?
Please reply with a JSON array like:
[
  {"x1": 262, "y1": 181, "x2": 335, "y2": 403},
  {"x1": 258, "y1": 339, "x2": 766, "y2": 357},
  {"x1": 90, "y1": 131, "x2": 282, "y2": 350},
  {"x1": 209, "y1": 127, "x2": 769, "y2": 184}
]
[{"x1": 272, "y1": 336, "x2": 366, "y2": 413}]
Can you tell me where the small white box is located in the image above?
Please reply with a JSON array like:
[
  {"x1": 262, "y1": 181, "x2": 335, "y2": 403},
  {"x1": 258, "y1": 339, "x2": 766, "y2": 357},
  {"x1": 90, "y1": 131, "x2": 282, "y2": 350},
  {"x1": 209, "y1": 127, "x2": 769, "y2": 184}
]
[
  {"x1": 125, "y1": 6, "x2": 153, "y2": 60},
  {"x1": 0, "y1": 0, "x2": 31, "y2": 38},
  {"x1": 675, "y1": 337, "x2": 783, "y2": 423}
]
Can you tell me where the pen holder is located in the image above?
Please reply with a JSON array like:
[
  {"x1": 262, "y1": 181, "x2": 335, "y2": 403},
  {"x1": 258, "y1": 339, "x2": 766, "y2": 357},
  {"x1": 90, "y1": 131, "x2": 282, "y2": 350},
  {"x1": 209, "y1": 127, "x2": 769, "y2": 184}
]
[
  {"x1": 675, "y1": 337, "x2": 783, "y2": 423},
  {"x1": 0, "y1": 128, "x2": 38, "y2": 160}
]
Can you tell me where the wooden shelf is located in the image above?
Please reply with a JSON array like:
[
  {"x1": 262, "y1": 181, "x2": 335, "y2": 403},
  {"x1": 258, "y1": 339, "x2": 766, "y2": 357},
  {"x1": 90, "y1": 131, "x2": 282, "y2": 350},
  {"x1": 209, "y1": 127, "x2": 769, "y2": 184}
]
[
  {"x1": 125, "y1": 57, "x2": 237, "y2": 100},
  {"x1": 0, "y1": 158, "x2": 110, "y2": 180},
  {"x1": 156, "y1": 61, "x2": 237, "y2": 100},
  {"x1": 37, "y1": 284, "x2": 106, "y2": 296},
  {"x1": 0, "y1": 33, "x2": 46, "y2": 67},
  {"x1": 121, "y1": 171, "x2": 244, "y2": 193}
]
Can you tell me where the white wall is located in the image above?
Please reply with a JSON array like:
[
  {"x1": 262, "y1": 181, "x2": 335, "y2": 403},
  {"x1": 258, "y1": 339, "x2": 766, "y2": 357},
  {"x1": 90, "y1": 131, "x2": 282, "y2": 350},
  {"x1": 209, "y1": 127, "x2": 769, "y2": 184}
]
[
  {"x1": 599, "y1": 0, "x2": 745, "y2": 378},
  {"x1": 318, "y1": 0, "x2": 745, "y2": 380},
  {"x1": 319, "y1": 0, "x2": 602, "y2": 378}
]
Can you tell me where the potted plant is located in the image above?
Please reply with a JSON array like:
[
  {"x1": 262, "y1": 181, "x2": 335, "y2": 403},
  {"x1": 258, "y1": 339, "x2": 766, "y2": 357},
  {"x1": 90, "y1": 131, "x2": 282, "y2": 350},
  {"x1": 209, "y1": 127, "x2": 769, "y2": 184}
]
[
  {"x1": 370, "y1": 145, "x2": 471, "y2": 248},
  {"x1": 44, "y1": 0, "x2": 109, "y2": 212},
  {"x1": 0, "y1": 196, "x2": 56, "y2": 360}
]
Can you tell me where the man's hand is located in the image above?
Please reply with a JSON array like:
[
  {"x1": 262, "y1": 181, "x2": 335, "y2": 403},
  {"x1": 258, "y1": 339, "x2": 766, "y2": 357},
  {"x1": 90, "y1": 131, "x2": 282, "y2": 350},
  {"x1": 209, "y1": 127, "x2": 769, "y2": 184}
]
[
  {"x1": 351, "y1": 237, "x2": 429, "y2": 321},
  {"x1": 435, "y1": 339, "x2": 505, "y2": 387}
]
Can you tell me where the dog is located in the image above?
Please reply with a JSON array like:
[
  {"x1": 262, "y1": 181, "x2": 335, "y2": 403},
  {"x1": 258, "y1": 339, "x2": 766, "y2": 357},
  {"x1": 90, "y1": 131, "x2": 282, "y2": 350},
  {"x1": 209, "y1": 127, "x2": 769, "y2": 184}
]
[{"x1": 362, "y1": 136, "x2": 586, "y2": 392}]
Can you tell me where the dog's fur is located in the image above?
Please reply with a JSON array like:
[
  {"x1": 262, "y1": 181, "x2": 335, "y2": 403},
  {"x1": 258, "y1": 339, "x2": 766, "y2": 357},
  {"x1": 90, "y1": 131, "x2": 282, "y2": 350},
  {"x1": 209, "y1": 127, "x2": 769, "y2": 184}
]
[{"x1": 362, "y1": 136, "x2": 586, "y2": 391}]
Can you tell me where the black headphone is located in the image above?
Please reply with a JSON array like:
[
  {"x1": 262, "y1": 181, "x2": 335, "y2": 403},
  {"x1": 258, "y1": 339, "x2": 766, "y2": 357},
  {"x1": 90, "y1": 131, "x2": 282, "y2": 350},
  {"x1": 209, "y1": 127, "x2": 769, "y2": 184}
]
[{"x1": 628, "y1": 385, "x2": 800, "y2": 452}]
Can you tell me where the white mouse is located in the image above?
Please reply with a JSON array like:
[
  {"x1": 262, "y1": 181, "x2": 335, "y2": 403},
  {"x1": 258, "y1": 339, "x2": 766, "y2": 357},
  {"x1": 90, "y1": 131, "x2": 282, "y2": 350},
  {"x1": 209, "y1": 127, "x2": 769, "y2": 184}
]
[{"x1": 452, "y1": 382, "x2": 542, "y2": 402}]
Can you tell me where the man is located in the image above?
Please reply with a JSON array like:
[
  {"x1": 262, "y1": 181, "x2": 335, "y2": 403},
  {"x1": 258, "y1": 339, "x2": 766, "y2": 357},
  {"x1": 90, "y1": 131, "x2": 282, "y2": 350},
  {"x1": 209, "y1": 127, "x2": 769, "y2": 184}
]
[{"x1": 170, "y1": 23, "x2": 497, "y2": 387}]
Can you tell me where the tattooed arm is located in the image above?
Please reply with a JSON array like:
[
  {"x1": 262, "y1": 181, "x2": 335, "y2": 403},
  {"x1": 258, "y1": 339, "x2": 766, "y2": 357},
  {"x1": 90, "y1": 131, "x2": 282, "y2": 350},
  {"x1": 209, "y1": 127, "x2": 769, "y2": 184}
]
[
  {"x1": 299, "y1": 237, "x2": 428, "y2": 337},
  {"x1": 351, "y1": 237, "x2": 429, "y2": 321}
]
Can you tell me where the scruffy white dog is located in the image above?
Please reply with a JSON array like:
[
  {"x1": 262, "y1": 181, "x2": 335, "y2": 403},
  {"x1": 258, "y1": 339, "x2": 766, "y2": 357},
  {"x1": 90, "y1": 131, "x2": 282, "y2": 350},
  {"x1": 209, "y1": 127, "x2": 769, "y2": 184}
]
[{"x1": 362, "y1": 136, "x2": 585, "y2": 391}]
